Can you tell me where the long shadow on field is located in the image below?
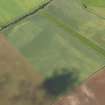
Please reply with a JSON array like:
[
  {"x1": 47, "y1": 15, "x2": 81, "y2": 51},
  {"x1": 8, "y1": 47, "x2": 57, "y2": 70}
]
[{"x1": 42, "y1": 68, "x2": 79, "y2": 97}]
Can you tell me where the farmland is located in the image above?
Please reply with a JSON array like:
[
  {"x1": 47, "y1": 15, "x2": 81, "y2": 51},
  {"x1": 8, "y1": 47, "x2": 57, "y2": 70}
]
[
  {"x1": 0, "y1": 0, "x2": 49, "y2": 28},
  {"x1": 0, "y1": 0, "x2": 105, "y2": 105},
  {"x1": 3, "y1": 0, "x2": 105, "y2": 81}
]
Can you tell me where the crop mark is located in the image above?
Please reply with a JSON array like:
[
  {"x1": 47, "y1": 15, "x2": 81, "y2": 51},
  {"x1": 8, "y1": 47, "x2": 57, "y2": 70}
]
[{"x1": 42, "y1": 12, "x2": 105, "y2": 57}]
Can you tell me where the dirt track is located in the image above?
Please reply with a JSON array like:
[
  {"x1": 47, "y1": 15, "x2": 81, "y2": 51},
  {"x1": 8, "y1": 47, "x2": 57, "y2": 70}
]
[{"x1": 54, "y1": 69, "x2": 105, "y2": 105}]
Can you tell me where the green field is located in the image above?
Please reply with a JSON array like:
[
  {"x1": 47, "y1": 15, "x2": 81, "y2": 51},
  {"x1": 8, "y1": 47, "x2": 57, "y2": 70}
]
[
  {"x1": 3, "y1": 0, "x2": 105, "y2": 80},
  {"x1": 1, "y1": 0, "x2": 105, "y2": 104},
  {"x1": 0, "y1": 0, "x2": 49, "y2": 28}
]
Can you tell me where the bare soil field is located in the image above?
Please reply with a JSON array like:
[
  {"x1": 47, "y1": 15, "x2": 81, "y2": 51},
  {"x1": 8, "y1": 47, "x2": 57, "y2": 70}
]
[
  {"x1": 0, "y1": 33, "x2": 45, "y2": 105},
  {"x1": 54, "y1": 68, "x2": 105, "y2": 105}
]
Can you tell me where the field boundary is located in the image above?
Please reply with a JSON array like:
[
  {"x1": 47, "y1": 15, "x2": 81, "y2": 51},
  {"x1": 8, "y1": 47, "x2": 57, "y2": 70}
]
[
  {"x1": 0, "y1": 0, "x2": 53, "y2": 32},
  {"x1": 74, "y1": 64, "x2": 105, "y2": 92}
]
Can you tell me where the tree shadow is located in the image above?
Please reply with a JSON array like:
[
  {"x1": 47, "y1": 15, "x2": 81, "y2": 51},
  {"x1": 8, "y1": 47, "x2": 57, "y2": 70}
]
[{"x1": 41, "y1": 68, "x2": 79, "y2": 97}]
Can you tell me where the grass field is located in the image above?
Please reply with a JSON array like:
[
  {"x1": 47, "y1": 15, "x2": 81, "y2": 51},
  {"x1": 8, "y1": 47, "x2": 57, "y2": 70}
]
[
  {"x1": 1, "y1": 0, "x2": 105, "y2": 104},
  {"x1": 0, "y1": 0, "x2": 49, "y2": 28},
  {"x1": 3, "y1": 0, "x2": 105, "y2": 80}
]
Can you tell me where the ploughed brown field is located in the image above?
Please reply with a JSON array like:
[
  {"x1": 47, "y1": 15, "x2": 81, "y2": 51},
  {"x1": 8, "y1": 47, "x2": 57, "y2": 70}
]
[
  {"x1": 0, "y1": 33, "x2": 46, "y2": 105},
  {"x1": 54, "y1": 68, "x2": 105, "y2": 105}
]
